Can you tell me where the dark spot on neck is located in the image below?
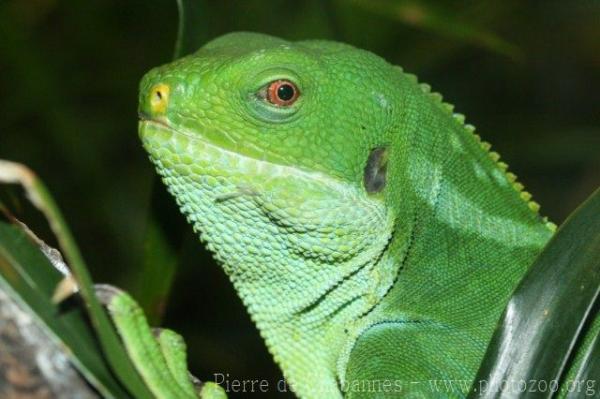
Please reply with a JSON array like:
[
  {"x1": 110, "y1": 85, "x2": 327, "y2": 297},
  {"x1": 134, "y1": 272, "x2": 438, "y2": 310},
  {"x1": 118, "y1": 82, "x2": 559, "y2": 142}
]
[{"x1": 364, "y1": 146, "x2": 388, "y2": 194}]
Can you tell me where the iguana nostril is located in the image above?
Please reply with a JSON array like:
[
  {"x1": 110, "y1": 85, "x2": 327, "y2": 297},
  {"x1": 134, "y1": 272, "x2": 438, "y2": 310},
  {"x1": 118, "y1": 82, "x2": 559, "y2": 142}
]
[{"x1": 149, "y1": 83, "x2": 170, "y2": 114}]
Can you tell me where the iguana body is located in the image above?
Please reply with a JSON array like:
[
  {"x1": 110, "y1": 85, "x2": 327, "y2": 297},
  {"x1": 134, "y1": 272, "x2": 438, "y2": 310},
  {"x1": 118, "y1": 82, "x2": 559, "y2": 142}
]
[{"x1": 135, "y1": 32, "x2": 555, "y2": 398}]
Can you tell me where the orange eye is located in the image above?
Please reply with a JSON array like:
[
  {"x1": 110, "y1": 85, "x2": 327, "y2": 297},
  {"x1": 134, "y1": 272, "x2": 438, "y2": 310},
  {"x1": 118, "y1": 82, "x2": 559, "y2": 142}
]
[{"x1": 266, "y1": 80, "x2": 299, "y2": 106}]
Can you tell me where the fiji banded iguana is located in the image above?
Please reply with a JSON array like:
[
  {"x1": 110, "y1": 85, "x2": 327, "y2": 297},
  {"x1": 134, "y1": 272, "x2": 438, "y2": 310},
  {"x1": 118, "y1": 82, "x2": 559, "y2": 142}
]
[{"x1": 103, "y1": 32, "x2": 595, "y2": 398}]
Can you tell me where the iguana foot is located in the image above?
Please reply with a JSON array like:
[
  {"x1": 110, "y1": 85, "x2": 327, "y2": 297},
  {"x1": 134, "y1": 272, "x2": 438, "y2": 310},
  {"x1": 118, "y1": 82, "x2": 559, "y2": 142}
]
[{"x1": 95, "y1": 284, "x2": 227, "y2": 399}]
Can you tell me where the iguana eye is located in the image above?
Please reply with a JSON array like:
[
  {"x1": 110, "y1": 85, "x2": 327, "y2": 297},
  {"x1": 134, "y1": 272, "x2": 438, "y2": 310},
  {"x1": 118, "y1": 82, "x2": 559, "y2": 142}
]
[{"x1": 266, "y1": 80, "x2": 299, "y2": 106}]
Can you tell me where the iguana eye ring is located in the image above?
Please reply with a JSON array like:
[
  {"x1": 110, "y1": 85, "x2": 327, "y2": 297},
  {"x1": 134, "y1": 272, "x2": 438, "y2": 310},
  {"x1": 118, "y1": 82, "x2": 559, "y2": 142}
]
[{"x1": 266, "y1": 80, "x2": 299, "y2": 106}]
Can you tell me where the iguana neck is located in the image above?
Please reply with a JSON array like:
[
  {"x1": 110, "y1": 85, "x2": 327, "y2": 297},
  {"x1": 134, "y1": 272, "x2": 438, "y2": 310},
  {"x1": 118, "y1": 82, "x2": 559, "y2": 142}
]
[
  {"x1": 349, "y1": 76, "x2": 555, "y2": 379},
  {"x1": 225, "y1": 224, "x2": 398, "y2": 399}
]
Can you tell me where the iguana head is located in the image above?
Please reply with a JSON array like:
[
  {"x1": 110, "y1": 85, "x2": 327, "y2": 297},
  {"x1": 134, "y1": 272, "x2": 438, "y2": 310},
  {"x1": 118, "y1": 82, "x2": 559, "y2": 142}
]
[{"x1": 138, "y1": 32, "x2": 397, "y2": 314}]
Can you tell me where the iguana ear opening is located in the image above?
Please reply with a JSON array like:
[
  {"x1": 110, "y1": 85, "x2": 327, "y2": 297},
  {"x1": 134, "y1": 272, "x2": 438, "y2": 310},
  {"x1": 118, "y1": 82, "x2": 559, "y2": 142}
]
[{"x1": 364, "y1": 146, "x2": 388, "y2": 194}]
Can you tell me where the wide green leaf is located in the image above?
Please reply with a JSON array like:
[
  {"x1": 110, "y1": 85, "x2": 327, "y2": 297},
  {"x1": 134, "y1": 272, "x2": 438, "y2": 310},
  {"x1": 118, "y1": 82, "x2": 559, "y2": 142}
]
[{"x1": 470, "y1": 188, "x2": 600, "y2": 398}]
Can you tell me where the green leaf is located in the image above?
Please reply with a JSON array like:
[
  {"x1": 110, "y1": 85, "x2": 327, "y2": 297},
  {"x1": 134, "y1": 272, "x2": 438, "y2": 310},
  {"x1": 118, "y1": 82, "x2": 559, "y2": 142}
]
[
  {"x1": 174, "y1": 0, "x2": 209, "y2": 58},
  {"x1": 564, "y1": 324, "x2": 600, "y2": 399},
  {"x1": 0, "y1": 221, "x2": 130, "y2": 398},
  {"x1": 0, "y1": 161, "x2": 154, "y2": 399},
  {"x1": 133, "y1": 184, "x2": 182, "y2": 324},
  {"x1": 346, "y1": 0, "x2": 521, "y2": 59},
  {"x1": 134, "y1": 0, "x2": 208, "y2": 322},
  {"x1": 470, "y1": 188, "x2": 600, "y2": 398}
]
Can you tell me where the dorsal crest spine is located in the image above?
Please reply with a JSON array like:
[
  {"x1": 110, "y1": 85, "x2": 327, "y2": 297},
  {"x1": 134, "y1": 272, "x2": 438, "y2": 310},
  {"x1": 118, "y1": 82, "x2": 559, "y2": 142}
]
[{"x1": 405, "y1": 69, "x2": 557, "y2": 232}]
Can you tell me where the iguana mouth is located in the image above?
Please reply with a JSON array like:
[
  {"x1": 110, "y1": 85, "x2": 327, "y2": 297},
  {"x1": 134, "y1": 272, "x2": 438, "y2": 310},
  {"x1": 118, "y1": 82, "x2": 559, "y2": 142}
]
[
  {"x1": 138, "y1": 117, "x2": 263, "y2": 204},
  {"x1": 138, "y1": 111, "x2": 170, "y2": 129},
  {"x1": 138, "y1": 115, "x2": 348, "y2": 196}
]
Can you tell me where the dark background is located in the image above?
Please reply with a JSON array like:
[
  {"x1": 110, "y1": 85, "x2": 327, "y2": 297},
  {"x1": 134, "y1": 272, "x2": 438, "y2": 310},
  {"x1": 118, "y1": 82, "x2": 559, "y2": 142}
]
[{"x1": 1, "y1": 1, "x2": 598, "y2": 397}]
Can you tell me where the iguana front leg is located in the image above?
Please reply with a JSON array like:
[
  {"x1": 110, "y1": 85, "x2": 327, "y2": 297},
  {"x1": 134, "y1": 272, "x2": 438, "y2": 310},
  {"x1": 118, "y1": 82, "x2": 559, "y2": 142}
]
[{"x1": 95, "y1": 285, "x2": 227, "y2": 399}]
